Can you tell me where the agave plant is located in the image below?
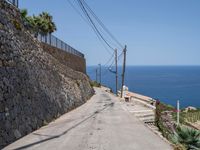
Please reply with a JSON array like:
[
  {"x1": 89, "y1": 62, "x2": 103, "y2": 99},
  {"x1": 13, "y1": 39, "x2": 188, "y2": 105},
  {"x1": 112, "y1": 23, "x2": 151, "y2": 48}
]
[{"x1": 175, "y1": 126, "x2": 200, "y2": 149}]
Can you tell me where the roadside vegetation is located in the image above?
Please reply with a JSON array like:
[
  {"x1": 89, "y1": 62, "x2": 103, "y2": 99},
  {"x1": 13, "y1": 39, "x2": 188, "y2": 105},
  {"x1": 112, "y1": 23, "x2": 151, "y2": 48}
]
[
  {"x1": 183, "y1": 110, "x2": 200, "y2": 124},
  {"x1": 20, "y1": 9, "x2": 57, "y2": 37},
  {"x1": 155, "y1": 101, "x2": 200, "y2": 150},
  {"x1": 173, "y1": 126, "x2": 200, "y2": 150},
  {"x1": 90, "y1": 80, "x2": 101, "y2": 87}
]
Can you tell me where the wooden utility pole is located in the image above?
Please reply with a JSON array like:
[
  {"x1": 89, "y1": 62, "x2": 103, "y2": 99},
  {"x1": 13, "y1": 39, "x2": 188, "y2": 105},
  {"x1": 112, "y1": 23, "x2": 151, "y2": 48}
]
[
  {"x1": 121, "y1": 45, "x2": 127, "y2": 98},
  {"x1": 96, "y1": 68, "x2": 98, "y2": 83},
  {"x1": 98, "y1": 64, "x2": 101, "y2": 86},
  {"x1": 115, "y1": 49, "x2": 118, "y2": 96}
]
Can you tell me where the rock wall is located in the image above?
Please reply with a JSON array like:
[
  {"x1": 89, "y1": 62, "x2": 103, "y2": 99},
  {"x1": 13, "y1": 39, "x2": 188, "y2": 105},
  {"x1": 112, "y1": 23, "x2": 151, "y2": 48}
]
[
  {"x1": 41, "y1": 43, "x2": 86, "y2": 73},
  {"x1": 0, "y1": 0, "x2": 94, "y2": 148}
]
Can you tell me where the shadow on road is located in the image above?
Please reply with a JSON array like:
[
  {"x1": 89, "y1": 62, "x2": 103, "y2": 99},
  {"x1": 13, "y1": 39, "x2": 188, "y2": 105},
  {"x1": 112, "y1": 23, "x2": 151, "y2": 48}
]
[{"x1": 13, "y1": 102, "x2": 114, "y2": 150}]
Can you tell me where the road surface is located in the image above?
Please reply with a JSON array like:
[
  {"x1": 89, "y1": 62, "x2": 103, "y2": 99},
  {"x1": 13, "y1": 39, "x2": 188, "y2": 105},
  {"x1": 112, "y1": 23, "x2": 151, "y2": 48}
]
[{"x1": 4, "y1": 88, "x2": 172, "y2": 150}]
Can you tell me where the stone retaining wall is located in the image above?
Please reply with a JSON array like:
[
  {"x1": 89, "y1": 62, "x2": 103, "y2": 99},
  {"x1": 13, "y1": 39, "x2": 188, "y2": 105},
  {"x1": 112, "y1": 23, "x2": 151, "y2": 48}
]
[
  {"x1": 0, "y1": 0, "x2": 94, "y2": 148},
  {"x1": 41, "y1": 43, "x2": 86, "y2": 73}
]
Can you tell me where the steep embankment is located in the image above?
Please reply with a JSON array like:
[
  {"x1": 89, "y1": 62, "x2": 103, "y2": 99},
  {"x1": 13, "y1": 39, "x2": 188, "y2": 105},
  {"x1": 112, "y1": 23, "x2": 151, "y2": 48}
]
[{"x1": 0, "y1": 0, "x2": 94, "y2": 148}]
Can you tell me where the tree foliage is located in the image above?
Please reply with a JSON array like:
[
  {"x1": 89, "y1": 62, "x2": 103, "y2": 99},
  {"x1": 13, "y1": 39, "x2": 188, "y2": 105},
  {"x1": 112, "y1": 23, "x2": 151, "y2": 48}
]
[{"x1": 20, "y1": 9, "x2": 57, "y2": 37}]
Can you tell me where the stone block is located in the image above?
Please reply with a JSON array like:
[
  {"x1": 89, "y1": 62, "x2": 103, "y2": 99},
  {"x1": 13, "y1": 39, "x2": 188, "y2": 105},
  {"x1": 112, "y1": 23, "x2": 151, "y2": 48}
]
[
  {"x1": 0, "y1": 103, "x2": 5, "y2": 113},
  {"x1": 0, "y1": 60, "x2": 2, "y2": 67},
  {"x1": 13, "y1": 129, "x2": 21, "y2": 139}
]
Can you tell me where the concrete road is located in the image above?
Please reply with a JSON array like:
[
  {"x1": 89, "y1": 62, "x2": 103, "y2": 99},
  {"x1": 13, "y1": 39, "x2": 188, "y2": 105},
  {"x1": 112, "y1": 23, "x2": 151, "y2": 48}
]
[{"x1": 4, "y1": 88, "x2": 172, "y2": 150}]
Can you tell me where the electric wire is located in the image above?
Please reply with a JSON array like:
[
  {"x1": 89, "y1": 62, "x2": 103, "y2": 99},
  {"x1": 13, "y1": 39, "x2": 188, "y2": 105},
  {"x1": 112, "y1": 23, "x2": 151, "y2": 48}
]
[
  {"x1": 67, "y1": 0, "x2": 89, "y2": 25},
  {"x1": 67, "y1": 1, "x2": 113, "y2": 76},
  {"x1": 103, "y1": 51, "x2": 115, "y2": 67},
  {"x1": 118, "y1": 51, "x2": 123, "y2": 61},
  {"x1": 78, "y1": 0, "x2": 124, "y2": 62},
  {"x1": 81, "y1": 0, "x2": 124, "y2": 50},
  {"x1": 77, "y1": 0, "x2": 115, "y2": 51},
  {"x1": 69, "y1": 0, "x2": 124, "y2": 58},
  {"x1": 68, "y1": 0, "x2": 125, "y2": 78},
  {"x1": 68, "y1": 0, "x2": 113, "y2": 55}
]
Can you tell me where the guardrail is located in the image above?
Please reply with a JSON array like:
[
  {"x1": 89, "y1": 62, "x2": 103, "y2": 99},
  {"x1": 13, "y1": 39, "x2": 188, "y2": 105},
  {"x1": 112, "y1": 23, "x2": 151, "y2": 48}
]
[
  {"x1": 37, "y1": 34, "x2": 84, "y2": 58},
  {"x1": 6, "y1": 0, "x2": 18, "y2": 7}
]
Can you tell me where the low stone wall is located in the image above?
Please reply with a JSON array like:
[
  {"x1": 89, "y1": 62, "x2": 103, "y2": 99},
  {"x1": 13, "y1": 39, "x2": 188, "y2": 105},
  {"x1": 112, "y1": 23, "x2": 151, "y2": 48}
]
[
  {"x1": 0, "y1": 0, "x2": 94, "y2": 148},
  {"x1": 41, "y1": 43, "x2": 86, "y2": 73}
]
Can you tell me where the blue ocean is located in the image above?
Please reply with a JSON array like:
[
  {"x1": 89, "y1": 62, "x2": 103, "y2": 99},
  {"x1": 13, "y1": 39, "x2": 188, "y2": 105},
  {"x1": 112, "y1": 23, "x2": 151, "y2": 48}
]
[{"x1": 87, "y1": 66, "x2": 200, "y2": 108}]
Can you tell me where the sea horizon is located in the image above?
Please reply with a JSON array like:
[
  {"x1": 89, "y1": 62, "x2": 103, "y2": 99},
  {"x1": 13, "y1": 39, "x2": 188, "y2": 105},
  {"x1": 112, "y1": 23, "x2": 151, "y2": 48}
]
[
  {"x1": 87, "y1": 65, "x2": 200, "y2": 67},
  {"x1": 87, "y1": 66, "x2": 200, "y2": 108}
]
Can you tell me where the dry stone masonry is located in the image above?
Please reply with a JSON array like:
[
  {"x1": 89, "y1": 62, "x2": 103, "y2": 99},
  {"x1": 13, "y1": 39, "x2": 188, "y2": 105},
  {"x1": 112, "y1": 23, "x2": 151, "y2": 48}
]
[
  {"x1": 41, "y1": 43, "x2": 86, "y2": 73},
  {"x1": 0, "y1": 0, "x2": 94, "y2": 148}
]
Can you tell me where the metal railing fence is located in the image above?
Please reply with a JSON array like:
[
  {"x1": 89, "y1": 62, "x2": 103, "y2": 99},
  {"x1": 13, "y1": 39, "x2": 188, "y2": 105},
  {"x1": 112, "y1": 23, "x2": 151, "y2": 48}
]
[
  {"x1": 4, "y1": 0, "x2": 84, "y2": 58},
  {"x1": 6, "y1": 0, "x2": 18, "y2": 7},
  {"x1": 37, "y1": 34, "x2": 84, "y2": 58}
]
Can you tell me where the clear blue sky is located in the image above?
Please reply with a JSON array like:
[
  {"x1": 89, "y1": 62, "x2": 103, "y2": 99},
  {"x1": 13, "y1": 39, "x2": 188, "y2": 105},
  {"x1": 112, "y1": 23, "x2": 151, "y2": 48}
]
[{"x1": 19, "y1": 0, "x2": 200, "y2": 66}]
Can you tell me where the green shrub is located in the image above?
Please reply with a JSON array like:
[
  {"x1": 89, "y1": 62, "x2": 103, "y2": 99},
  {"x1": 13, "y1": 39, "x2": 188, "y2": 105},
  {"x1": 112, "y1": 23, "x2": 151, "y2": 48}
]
[
  {"x1": 173, "y1": 144, "x2": 186, "y2": 150},
  {"x1": 172, "y1": 112, "x2": 186, "y2": 124},
  {"x1": 13, "y1": 19, "x2": 21, "y2": 30},
  {"x1": 0, "y1": 23, "x2": 3, "y2": 29},
  {"x1": 90, "y1": 81, "x2": 101, "y2": 87},
  {"x1": 42, "y1": 120, "x2": 48, "y2": 126},
  {"x1": 0, "y1": 2, "x2": 5, "y2": 9},
  {"x1": 184, "y1": 111, "x2": 200, "y2": 123}
]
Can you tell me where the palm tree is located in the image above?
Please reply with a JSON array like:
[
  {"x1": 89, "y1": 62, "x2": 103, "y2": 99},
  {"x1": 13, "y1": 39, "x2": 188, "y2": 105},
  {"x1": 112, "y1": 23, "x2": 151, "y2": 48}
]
[
  {"x1": 176, "y1": 126, "x2": 200, "y2": 149},
  {"x1": 20, "y1": 9, "x2": 28, "y2": 20},
  {"x1": 39, "y1": 12, "x2": 57, "y2": 35},
  {"x1": 20, "y1": 9, "x2": 32, "y2": 28},
  {"x1": 20, "y1": 10, "x2": 57, "y2": 38}
]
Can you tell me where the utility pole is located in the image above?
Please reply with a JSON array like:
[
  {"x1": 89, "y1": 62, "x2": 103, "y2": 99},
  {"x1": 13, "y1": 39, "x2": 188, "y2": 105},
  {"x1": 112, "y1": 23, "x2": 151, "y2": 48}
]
[
  {"x1": 115, "y1": 49, "x2": 118, "y2": 96},
  {"x1": 177, "y1": 100, "x2": 180, "y2": 125},
  {"x1": 95, "y1": 68, "x2": 98, "y2": 83},
  {"x1": 121, "y1": 45, "x2": 127, "y2": 98},
  {"x1": 98, "y1": 64, "x2": 101, "y2": 86}
]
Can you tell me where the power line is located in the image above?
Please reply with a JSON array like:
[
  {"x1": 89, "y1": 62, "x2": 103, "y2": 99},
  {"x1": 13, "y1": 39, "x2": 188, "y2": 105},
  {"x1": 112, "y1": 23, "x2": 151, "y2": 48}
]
[
  {"x1": 68, "y1": 0, "x2": 126, "y2": 87},
  {"x1": 77, "y1": 0, "x2": 115, "y2": 51},
  {"x1": 118, "y1": 51, "x2": 123, "y2": 61},
  {"x1": 77, "y1": 0, "x2": 124, "y2": 63},
  {"x1": 81, "y1": 0, "x2": 124, "y2": 50},
  {"x1": 67, "y1": 0, "x2": 88, "y2": 24},
  {"x1": 73, "y1": 0, "x2": 114, "y2": 55},
  {"x1": 69, "y1": 0, "x2": 124, "y2": 58},
  {"x1": 103, "y1": 51, "x2": 115, "y2": 67},
  {"x1": 68, "y1": 0, "x2": 113, "y2": 55},
  {"x1": 108, "y1": 59, "x2": 115, "y2": 72}
]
